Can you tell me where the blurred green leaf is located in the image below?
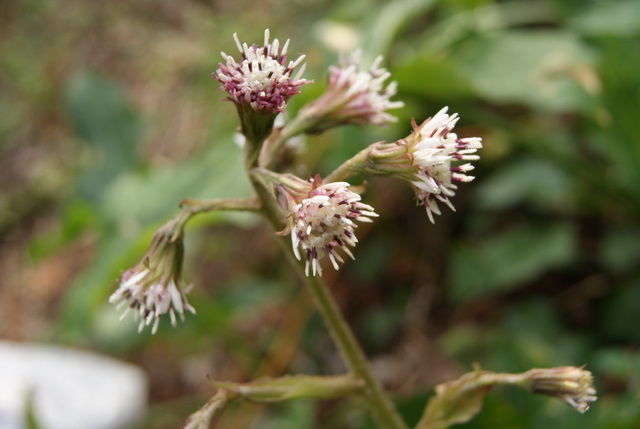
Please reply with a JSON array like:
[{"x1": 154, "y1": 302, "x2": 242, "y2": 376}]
[
  {"x1": 600, "y1": 274, "x2": 640, "y2": 343},
  {"x1": 441, "y1": 299, "x2": 589, "y2": 373},
  {"x1": 501, "y1": 300, "x2": 590, "y2": 367},
  {"x1": 256, "y1": 400, "x2": 315, "y2": 429},
  {"x1": 65, "y1": 70, "x2": 142, "y2": 199},
  {"x1": 474, "y1": 157, "x2": 572, "y2": 211},
  {"x1": 26, "y1": 200, "x2": 101, "y2": 259},
  {"x1": 57, "y1": 227, "x2": 134, "y2": 342},
  {"x1": 394, "y1": 57, "x2": 475, "y2": 101},
  {"x1": 100, "y1": 137, "x2": 251, "y2": 226},
  {"x1": 599, "y1": 227, "x2": 640, "y2": 273},
  {"x1": 58, "y1": 136, "x2": 251, "y2": 342},
  {"x1": 591, "y1": 347, "x2": 640, "y2": 382},
  {"x1": 455, "y1": 30, "x2": 596, "y2": 110},
  {"x1": 358, "y1": 303, "x2": 404, "y2": 353},
  {"x1": 569, "y1": 0, "x2": 640, "y2": 37},
  {"x1": 360, "y1": 0, "x2": 437, "y2": 62},
  {"x1": 597, "y1": 37, "x2": 640, "y2": 210},
  {"x1": 451, "y1": 222, "x2": 576, "y2": 302},
  {"x1": 452, "y1": 392, "x2": 528, "y2": 429}
]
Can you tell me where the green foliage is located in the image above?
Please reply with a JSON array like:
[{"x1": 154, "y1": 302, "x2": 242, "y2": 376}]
[
  {"x1": 57, "y1": 71, "x2": 251, "y2": 342},
  {"x1": 455, "y1": 30, "x2": 596, "y2": 110},
  {"x1": 65, "y1": 71, "x2": 142, "y2": 200},
  {"x1": 5, "y1": 0, "x2": 640, "y2": 427},
  {"x1": 451, "y1": 222, "x2": 576, "y2": 302}
]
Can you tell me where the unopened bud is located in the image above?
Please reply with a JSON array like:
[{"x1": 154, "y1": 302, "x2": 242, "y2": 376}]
[{"x1": 525, "y1": 366, "x2": 597, "y2": 413}]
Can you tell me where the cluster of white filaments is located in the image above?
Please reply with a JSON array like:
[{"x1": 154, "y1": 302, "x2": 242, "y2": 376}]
[
  {"x1": 322, "y1": 50, "x2": 404, "y2": 125},
  {"x1": 290, "y1": 182, "x2": 378, "y2": 276},
  {"x1": 109, "y1": 264, "x2": 195, "y2": 334},
  {"x1": 215, "y1": 29, "x2": 310, "y2": 113},
  {"x1": 408, "y1": 107, "x2": 482, "y2": 223}
]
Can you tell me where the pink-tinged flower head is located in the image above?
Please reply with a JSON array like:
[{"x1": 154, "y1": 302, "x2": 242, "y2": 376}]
[
  {"x1": 370, "y1": 107, "x2": 482, "y2": 223},
  {"x1": 408, "y1": 107, "x2": 482, "y2": 222},
  {"x1": 299, "y1": 50, "x2": 404, "y2": 133},
  {"x1": 109, "y1": 230, "x2": 195, "y2": 334},
  {"x1": 283, "y1": 176, "x2": 378, "y2": 276},
  {"x1": 214, "y1": 29, "x2": 310, "y2": 114}
]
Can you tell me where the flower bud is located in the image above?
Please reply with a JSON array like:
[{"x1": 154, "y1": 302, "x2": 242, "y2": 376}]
[
  {"x1": 214, "y1": 29, "x2": 310, "y2": 143},
  {"x1": 369, "y1": 107, "x2": 482, "y2": 223},
  {"x1": 277, "y1": 174, "x2": 378, "y2": 276},
  {"x1": 297, "y1": 50, "x2": 403, "y2": 134},
  {"x1": 525, "y1": 366, "x2": 597, "y2": 413},
  {"x1": 109, "y1": 227, "x2": 195, "y2": 334}
]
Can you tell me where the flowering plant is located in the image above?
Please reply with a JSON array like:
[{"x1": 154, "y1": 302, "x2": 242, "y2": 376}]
[{"x1": 110, "y1": 30, "x2": 595, "y2": 428}]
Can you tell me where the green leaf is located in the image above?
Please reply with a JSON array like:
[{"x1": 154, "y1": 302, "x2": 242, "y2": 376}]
[
  {"x1": 474, "y1": 157, "x2": 572, "y2": 211},
  {"x1": 591, "y1": 347, "x2": 640, "y2": 381},
  {"x1": 257, "y1": 400, "x2": 315, "y2": 429},
  {"x1": 360, "y1": 0, "x2": 438, "y2": 62},
  {"x1": 597, "y1": 37, "x2": 640, "y2": 211},
  {"x1": 394, "y1": 57, "x2": 475, "y2": 101},
  {"x1": 451, "y1": 222, "x2": 576, "y2": 302},
  {"x1": 57, "y1": 227, "x2": 134, "y2": 342},
  {"x1": 64, "y1": 70, "x2": 142, "y2": 199},
  {"x1": 600, "y1": 226, "x2": 640, "y2": 273},
  {"x1": 569, "y1": 0, "x2": 640, "y2": 37},
  {"x1": 58, "y1": 136, "x2": 251, "y2": 342},
  {"x1": 600, "y1": 274, "x2": 640, "y2": 343},
  {"x1": 99, "y1": 138, "x2": 251, "y2": 225},
  {"x1": 454, "y1": 30, "x2": 597, "y2": 110}
]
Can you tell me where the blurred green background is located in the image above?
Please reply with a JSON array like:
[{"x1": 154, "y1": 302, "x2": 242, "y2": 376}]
[{"x1": 1, "y1": 0, "x2": 639, "y2": 428}]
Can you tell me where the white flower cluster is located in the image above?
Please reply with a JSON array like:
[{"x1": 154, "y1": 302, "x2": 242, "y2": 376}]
[
  {"x1": 109, "y1": 236, "x2": 195, "y2": 334},
  {"x1": 323, "y1": 50, "x2": 404, "y2": 126},
  {"x1": 289, "y1": 182, "x2": 378, "y2": 276},
  {"x1": 215, "y1": 29, "x2": 310, "y2": 113},
  {"x1": 409, "y1": 107, "x2": 482, "y2": 223}
]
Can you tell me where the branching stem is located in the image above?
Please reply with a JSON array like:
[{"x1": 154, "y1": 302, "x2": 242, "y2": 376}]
[{"x1": 250, "y1": 170, "x2": 409, "y2": 429}]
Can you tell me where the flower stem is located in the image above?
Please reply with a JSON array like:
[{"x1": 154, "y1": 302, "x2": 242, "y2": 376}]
[
  {"x1": 324, "y1": 145, "x2": 372, "y2": 183},
  {"x1": 301, "y1": 269, "x2": 409, "y2": 429},
  {"x1": 183, "y1": 388, "x2": 236, "y2": 429},
  {"x1": 258, "y1": 112, "x2": 318, "y2": 168},
  {"x1": 180, "y1": 197, "x2": 261, "y2": 215},
  {"x1": 157, "y1": 197, "x2": 261, "y2": 242},
  {"x1": 249, "y1": 171, "x2": 408, "y2": 429}
]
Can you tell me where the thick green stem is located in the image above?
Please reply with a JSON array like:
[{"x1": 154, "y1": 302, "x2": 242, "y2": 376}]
[
  {"x1": 300, "y1": 267, "x2": 409, "y2": 429},
  {"x1": 249, "y1": 170, "x2": 408, "y2": 429}
]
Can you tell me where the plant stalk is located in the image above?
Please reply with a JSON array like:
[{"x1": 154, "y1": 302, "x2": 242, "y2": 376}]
[
  {"x1": 249, "y1": 171, "x2": 409, "y2": 429},
  {"x1": 301, "y1": 267, "x2": 409, "y2": 429}
]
